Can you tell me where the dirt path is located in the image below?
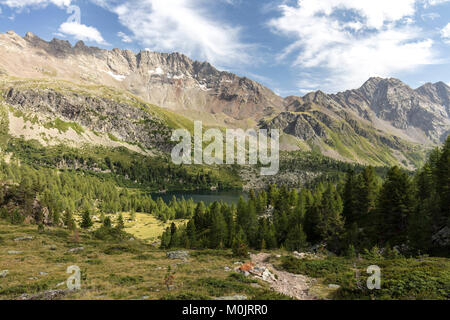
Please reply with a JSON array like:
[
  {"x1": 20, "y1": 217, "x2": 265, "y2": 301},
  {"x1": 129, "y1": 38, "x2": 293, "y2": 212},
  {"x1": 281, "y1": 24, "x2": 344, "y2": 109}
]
[{"x1": 250, "y1": 253, "x2": 317, "y2": 300}]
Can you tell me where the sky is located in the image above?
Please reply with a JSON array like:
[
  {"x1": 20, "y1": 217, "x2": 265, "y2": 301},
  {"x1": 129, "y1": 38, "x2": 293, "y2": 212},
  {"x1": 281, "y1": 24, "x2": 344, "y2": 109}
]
[{"x1": 0, "y1": 0, "x2": 449, "y2": 97}]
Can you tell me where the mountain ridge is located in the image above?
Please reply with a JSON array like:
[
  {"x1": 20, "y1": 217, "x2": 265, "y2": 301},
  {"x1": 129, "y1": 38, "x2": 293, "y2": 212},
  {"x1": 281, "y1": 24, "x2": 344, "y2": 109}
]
[{"x1": 0, "y1": 30, "x2": 449, "y2": 168}]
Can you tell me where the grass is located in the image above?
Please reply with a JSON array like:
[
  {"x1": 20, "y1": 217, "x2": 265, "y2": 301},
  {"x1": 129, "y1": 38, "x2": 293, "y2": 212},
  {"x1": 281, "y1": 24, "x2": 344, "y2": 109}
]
[
  {"x1": 0, "y1": 220, "x2": 285, "y2": 300},
  {"x1": 44, "y1": 118, "x2": 85, "y2": 135},
  {"x1": 0, "y1": 220, "x2": 448, "y2": 300},
  {"x1": 120, "y1": 212, "x2": 187, "y2": 242},
  {"x1": 279, "y1": 255, "x2": 450, "y2": 300}
]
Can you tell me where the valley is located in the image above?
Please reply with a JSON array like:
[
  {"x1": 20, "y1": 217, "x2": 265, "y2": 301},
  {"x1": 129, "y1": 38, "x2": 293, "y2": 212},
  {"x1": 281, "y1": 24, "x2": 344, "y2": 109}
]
[{"x1": 0, "y1": 30, "x2": 448, "y2": 301}]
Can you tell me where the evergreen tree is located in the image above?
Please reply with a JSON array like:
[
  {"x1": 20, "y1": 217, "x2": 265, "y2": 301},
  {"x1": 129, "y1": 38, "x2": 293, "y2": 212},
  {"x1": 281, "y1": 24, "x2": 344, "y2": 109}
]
[
  {"x1": 80, "y1": 209, "x2": 93, "y2": 229},
  {"x1": 436, "y1": 136, "x2": 450, "y2": 225},
  {"x1": 285, "y1": 224, "x2": 308, "y2": 251},
  {"x1": 317, "y1": 183, "x2": 345, "y2": 252},
  {"x1": 116, "y1": 213, "x2": 125, "y2": 230},
  {"x1": 64, "y1": 210, "x2": 75, "y2": 230},
  {"x1": 376, "y1": 166, "x2": 415, "y2": 246},
  {"x1": 103, "y1": 216, "x2": 112, "y2": 228},
  {"x1": 210, "y1": 205, "x2": 227, "y2": 248},
  {"x1": 160, "y1": 227, "x2": 171, "y2": 249},
  {"x1": 355, "y1": 166, "x2": 378, "y2": 217},
  {"x1": 342, "y1": 170, "x2": 358, "y2": 226},
  {"x1": 232, "y1": 227, "x2": 249, "y2": 258},
  {"x1": 186, "y1": 219, "x2": 196, "y2": 248}
]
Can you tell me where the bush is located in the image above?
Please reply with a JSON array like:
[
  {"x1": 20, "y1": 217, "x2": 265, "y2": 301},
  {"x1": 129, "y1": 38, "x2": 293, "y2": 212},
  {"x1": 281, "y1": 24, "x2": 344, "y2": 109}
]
[{"x1": 93, "y1": 226, "x2": 127, "y2": 241}]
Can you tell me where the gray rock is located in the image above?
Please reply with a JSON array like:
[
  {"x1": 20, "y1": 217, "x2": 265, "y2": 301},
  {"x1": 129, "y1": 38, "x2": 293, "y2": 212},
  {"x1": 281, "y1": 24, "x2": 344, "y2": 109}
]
[
  {"x1": 8, "y1": 250, "x2": 23, "y2": 254},
  {"x1": 166, "y1": 250, "x2": 189, "y2": 260},
  {"x1": 432, "y1": 226, "x2": 450, "y2": 247},
  {"x1": 328, "y1": 284, "x2": 340, "y2": 289},
  {"x1": 39, "y1": 272, "x2": 48, "y2": 276},
  {"x1": 14, "y1": 236, "x2": 34, "y2": 241},
  {"x1": 67, "y1": 247, "x2": 84, "y2": 253},
  {"x1": 17, "y1": 289, "x2": 72, "y2": 300},
  {"x1": 215, "y1": 295, "x2": 248, "y2": 301},
  {"x1": 224, "y1": 266, "x2": 230, "y2": 271},
  {"x1": 0, "y1": 270, "x2": 9, "y2": 278}
]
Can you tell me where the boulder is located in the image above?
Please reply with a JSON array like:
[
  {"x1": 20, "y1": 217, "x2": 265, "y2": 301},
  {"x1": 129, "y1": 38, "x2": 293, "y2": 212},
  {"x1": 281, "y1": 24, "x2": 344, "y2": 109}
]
[
  {"x1": 166, "y1": 250, "x2": 189, "y2": 260},
  {"x1": 67, "y1": 247, "x2": 84, "y2": 253},
  {"x1": 432, "y1": 226, "x2": 450, "y2": 247},
  {"x1": 14, "y1": 236, "x2": 34, "y2": 241},
  {"x1": 8, "y1": 250, "x2": 23, "y2": 254}
]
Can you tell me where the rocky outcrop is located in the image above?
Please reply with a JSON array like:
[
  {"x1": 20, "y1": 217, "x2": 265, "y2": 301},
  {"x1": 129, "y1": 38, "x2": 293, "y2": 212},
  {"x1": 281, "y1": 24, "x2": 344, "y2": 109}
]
[
  {"x1": 3, "y1": 87, "x2": 173, "y2": 152},
  {"x1": 166, "y1": 250, "x2": 190, "y2": 260}
]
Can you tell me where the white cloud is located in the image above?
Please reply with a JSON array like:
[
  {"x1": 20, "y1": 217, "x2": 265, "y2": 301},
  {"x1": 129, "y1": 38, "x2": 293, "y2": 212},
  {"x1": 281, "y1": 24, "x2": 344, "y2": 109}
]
[
  {"x1": 1, "y1": 0, "x2": 109, "y2": 46},
  {"x1": 0, "y1": 0, "x2": 71, "y2": 8},
  {"x1": 59, "y1": 21, "x2": 108, "y2": 45},
  {"x1": 423, "y1": 0, "x2": 450, "y2": 7},
  {"x1": 117, "y1": 31, "x2": 132, "y2": 43},
  {"x1": 441, "y1": 23, "x2": 450, "y2": 43},
  {"x1": 98, "y1": 0, "x2": 252, "y2": 67},
  {"x1": 269, "y1": 0, "x2": 436, "y2": 93}
]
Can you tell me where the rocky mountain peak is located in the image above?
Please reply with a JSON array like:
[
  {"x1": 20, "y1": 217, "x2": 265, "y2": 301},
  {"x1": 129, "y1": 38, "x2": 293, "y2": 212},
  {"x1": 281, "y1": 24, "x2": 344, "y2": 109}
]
[{"x1": 416, "y1": 82, "x2": 450, "y2": 114}]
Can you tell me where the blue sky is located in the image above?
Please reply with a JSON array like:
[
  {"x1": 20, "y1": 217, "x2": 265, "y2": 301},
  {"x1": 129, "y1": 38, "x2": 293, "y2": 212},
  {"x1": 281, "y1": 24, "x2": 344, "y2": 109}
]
[{"x1": 0, "y1": 0, "x2": 449, "y2": 96}]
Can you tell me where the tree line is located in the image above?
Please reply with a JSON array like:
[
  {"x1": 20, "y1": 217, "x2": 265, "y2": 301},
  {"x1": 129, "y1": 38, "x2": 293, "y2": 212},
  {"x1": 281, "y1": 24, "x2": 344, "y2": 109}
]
[{"x1": 162, "y1": 137, "x2": 449, "y2": 256}]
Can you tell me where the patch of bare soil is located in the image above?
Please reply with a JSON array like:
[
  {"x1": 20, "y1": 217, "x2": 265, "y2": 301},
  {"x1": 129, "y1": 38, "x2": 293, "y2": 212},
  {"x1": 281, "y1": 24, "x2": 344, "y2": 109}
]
[{"x1": 250, "y1": 253, "x2": 317, "y2": 300}]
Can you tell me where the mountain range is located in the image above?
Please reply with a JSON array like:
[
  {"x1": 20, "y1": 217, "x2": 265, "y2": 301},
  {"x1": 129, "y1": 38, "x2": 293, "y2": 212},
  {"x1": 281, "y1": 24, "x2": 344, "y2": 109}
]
[{"x1": 0, "y1": 30, "x2": 449, "y2": 169}]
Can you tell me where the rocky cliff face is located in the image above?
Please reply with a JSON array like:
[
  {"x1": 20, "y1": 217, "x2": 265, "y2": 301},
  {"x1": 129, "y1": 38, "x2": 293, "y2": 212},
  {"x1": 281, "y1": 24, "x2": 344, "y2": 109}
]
[{"x1": 1, "y1": 80, "x2": 175, "y2": 153}]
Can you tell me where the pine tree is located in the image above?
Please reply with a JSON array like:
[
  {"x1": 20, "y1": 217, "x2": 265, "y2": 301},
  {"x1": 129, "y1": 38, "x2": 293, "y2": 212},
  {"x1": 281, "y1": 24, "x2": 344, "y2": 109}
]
[
  {"x1": 304, "y1": 190, "x2": 322, "y2": 243},
  {"x1": 232, "y1": 227, "x2": 248, "y2": 258},
  {"x1": 376, "y1": 166, "x2": 415, "y2": 246},
  {"x1": 210, "y1": 203, "x2": 227, "y2": 248},
  {"x1": 285, "y1": 224, "x2": 308, "y2": 251},
  {"x1": 436, "y1": 136, "x2": 450, "y2": 225},
  {"x1": 160, "y1": 227, "x2": 171, "y2": 249},
  {"x1": 356, "y1": 166, "x2": 378, "y2": 217},
  {"x1": 408, "y1": 163, "x2": 435, "y2": 252},
  {"x1": 116, "y1": 213, "x2": 125, "y2": 230},
  {"x1": 317, "y1": 183, "x2": 345, "y2": 252},
  {"x1": 186, "y1": 219, "x2": 196, "y2": 248},
  {"x1": 64, "y1": 210, "x2": 75, "y2": 231},
  {"x1": 342, "y1": 170, "x2": 357, "y2": 226},
  {"x1": 103, "y1": 216, "x2": 112, "y2": 228},
  {"x1": 80, "y1": 209, "x2": 93, "y2": 229}
]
